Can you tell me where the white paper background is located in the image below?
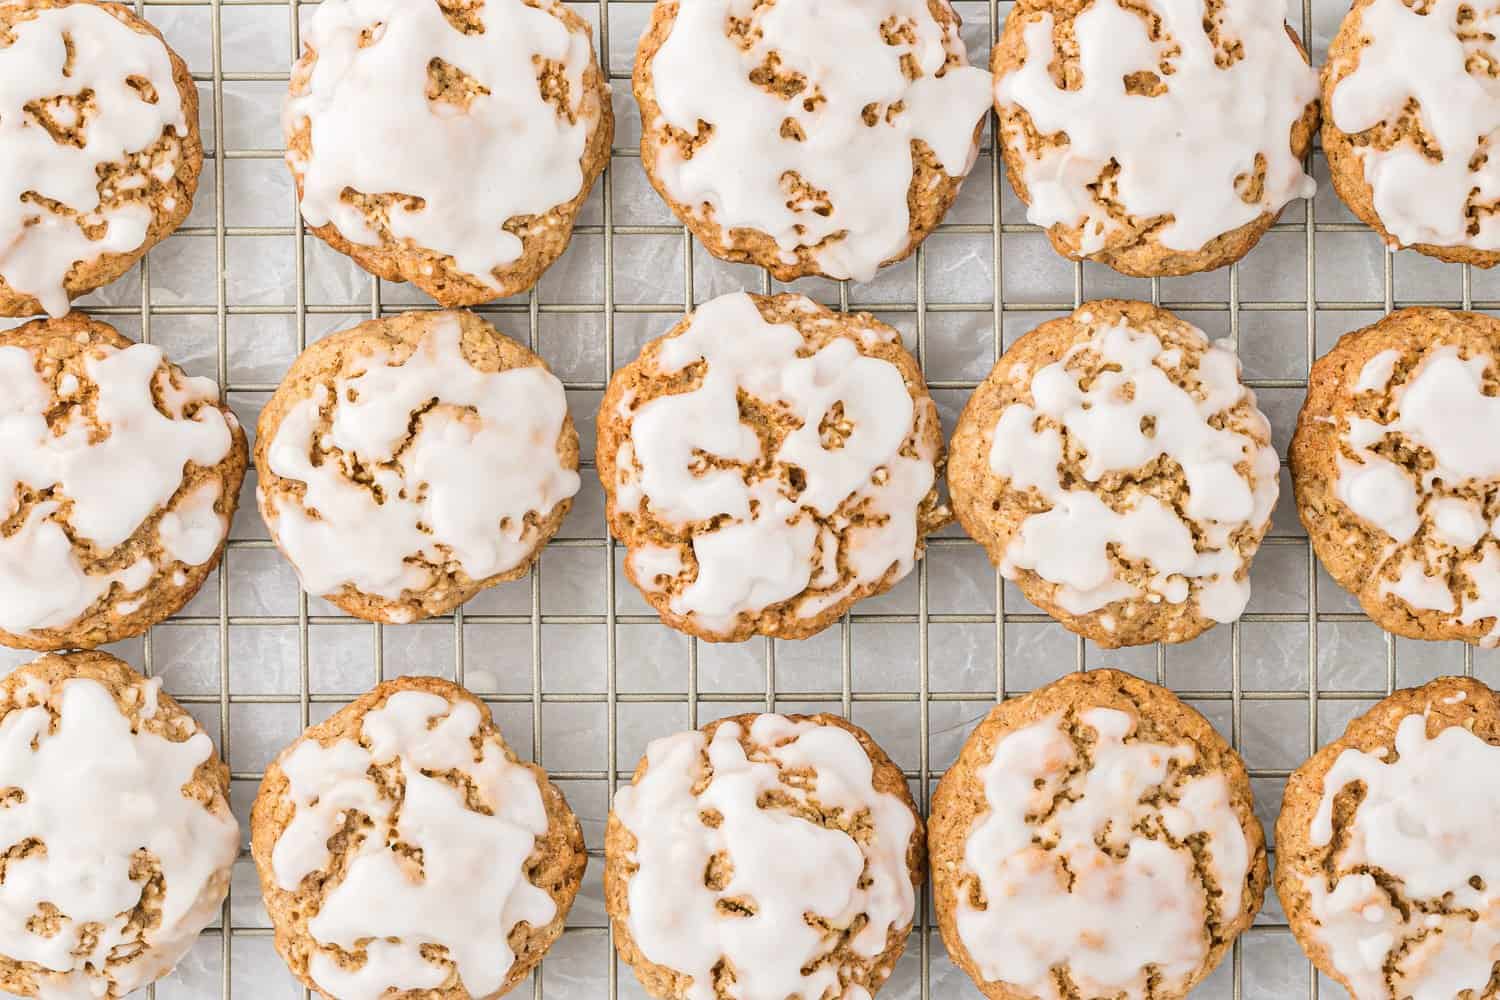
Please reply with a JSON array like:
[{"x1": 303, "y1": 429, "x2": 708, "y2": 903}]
[{"x1": 4, "y1": 0, "x2": 1499, "y2": 996}]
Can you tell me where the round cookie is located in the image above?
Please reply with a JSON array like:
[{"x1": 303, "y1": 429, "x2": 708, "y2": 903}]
[
  {"x1": 930, "y1": 669, "x2": 1266, "y2": 1000},
  {"x1": 285, "y1": 0, "x2": 612, "y2": 305},
  {"x1": 1292, "y1": 309, "x2": 1500, "y2": 646},
  {"x1": 1276, "y1": 676, "x2": 1500, "y2": 999},
  {"x1": 993, "y1": 0, "x2": 1318, "y2": 277},
  {"x1": 948, "y1": 300, "x2": 1280, "y2": 648},
  {"x1": 1322, "y1": 0, "x2": 1500, "y2": 268},
  {"x1": 598, "y1": 291, "x2": 948, "y2": 642},
  {"x1": 632, "y1": 0, "x2": 992, "y2": 283},
  {"x1": 0, "y1": 313, "x2": 247, "y2": 651},
  {"x1": 250, "y1": 676, "x2": 585, "y2": 1000},
  {"x1": 0, "y1": 0, "x2": 202, "y2": 317},
  {"x1": 0, "y1": 651, "x2": 238, "y2": 999},
  {"x1": 606, "y1": 712, "x2": 923, "y2": 1000},
  {"x1": 255, "y1": 309, "x2": 580, "y2": 624}
]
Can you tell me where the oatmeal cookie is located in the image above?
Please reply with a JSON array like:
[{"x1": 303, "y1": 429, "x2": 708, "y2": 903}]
[
  {"x1": 606, "y1": 712, "x2": 923, "y2": 1000},
  {"x1": 1322, "y1": 0, "x2": 1500, "y2": 268},
  {"x1": 0, "y1": 313, "x2": 246, "y2": 651},
  {"x1": 285, "y1": 0, "x2": 612, "y2": 305},
  {"x1": 948, "y1": 300, "x2": 1280, "y2": 647},
  {"x1": 632, "y1": 0, "x2": 992, "y2": 283},
  {"x1": 0, "y1": 651, "x2": 238, "y2": 1000},
  {"x1": 1292, "y1": 309, "x2": 1500, "y2": 645},
  {"x1": 930, "y1": 669, "x2": 1266, "y2": 1000},
  {"x1": 993, "y1": 0, "x2": 1319, "y2": 277},
  {"x1": 1277, "y1": 677, "x2": 1500, "y2": 1000},
  {"x1": 598, "y1": 291, "x2": 948, "y2": 642},
  {"x1": 251, "y1": 676, "x2": 586, "y2": 1000}
]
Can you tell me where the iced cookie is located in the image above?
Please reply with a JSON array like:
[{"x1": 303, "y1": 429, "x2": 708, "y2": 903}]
[
  {"x1": 993, "y1": 0, "x2": 1318, "y2": 277},
  {"x1": 1323, "y1": 0, "x2": 1500, "y2": 267},
  {"x1": 598, "y1": 291, "x2": 947, "y2": 642},
  {"x1": 1277, "y1": 676, "x2": 1500, "y2": 1000},
  {"x1": 251, "y1": 676, "x2": 585, "y2": 1000},
  {"x1": 1293, "y1": 309, "x2": 1500, "y2": 645},
  {"x1": 256, "y1": 310, "x2": 580, "y2": 624},
  {"x1": 632, "y1": 0, "x2": 992, "y2": 282},
  {"x1": 0, "y1": 0, "x2": 202, "y2": 317},
  {"x1": 948, "y1": 300, "x2": 1279, "y2": 647},
  {"x1": 606, "y1": 712, "x2": 923, "y2": 1000},
  {"x1": 930, "y1": 669, "x2": 1265, "y2": 1000},
  {"x1": 0, "y1": 313, "x2": 246, "y2": 651},
  {"x1": 0, "y1": 651, "x2": 238, "y2": 999},
  {"x1": 285, "y1": 0, "x2": 612, "y2": 305}
]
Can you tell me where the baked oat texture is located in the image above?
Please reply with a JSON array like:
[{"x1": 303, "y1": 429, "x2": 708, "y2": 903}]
[
  {"x1": 929, "y1": 669, "x2": 1267, "y2": 1000},
  {"x1": 254, "y1": 309, "x2": 579, "y2": 625},
  {"x1": 0, "y1": 650, "x2": 235, "y2": 999},
  {"x1": 1291, "y1": 308, "x2": 1500, "y2": 644},
  {"x1": 596, "y1": 293, "x2": 949, "y2": 642},
  {"x1": 0, "y1": 313, "x2": 247, "y2": 652},
  {"x1": 0, "y1": 0, "x2": 202, "y2": 316},
  {"x1": 992, "y1": 1, "x2": 1319, "y2": 277},
  {"x1": 604, "y1": 712, "x2": 925, "y2": 1000},
  {"x1": 250, "y1": 675, "x2": 587, "y2": 1000}
]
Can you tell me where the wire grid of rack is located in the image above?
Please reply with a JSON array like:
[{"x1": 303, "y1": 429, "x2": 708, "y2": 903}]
[{"x1": 9, "y1": 0, "x2": 1500, "y2": 997}]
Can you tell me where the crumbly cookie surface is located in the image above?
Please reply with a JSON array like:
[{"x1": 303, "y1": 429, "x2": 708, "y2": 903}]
[
  {"x1": 605, "y1": 712, "x2": 923, "y2": 1000},
  {"x1": 992, "y1": 0, "x2": 1318, "y2": 277},
  {"x1": 255, "y1": 310, "x2": 580, "y2": 624},
  {"x1": 1322, "y1": 0, "x2": 1500, "y2": 268},
  {"x1": 0, "y1": 651, "x2": 238, "y2": 1000},
  {"x1": 250, "y1": 676, "x2": 586, "y2": 1000},
  {"x1": 632, "y1": 0, "x2": 992, "y2": 282},
  {"x1": 0, "y1": 313, "x2": 246, "y2": 651},
  {"x1": 1276, "y1": 677, "x2": 1500, "y2": 1000},
  {"x1": 948, "y1": 300, "x2": 1280, "y2": 648},
  {"x1": 598, "y1": 291, "x2": 948, "y2": 642},
  {"x1": 0, "y1": 0, "x2": 202, "y2": 317},
  {"x1": 930, "y1": 669, "x2": 1266, "y2": 1000},
  {"x1": 1292, "y1": 308, "x2": 1500, "y2": 646},
  {"x1": 285, "y1": 0, "x2": 612, "y2": 305}
]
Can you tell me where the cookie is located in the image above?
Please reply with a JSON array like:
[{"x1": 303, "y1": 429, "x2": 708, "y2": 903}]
[
  {"x1": 0, "y1": 313, "x2": 247, "y2": 651},
  {"x1": 1292, "y1": 309, "x2": 1500, "y2": 646},
  {"x1": 598, "y1": 291, "x2": 948, "y2": 642},
  {"x1": 606, "y1": 712, "x2": 923, "y2": 1000},
  {"x1": 285, "y1": 0, "x2": 612, "y2": 305},
  {"x1": 993, "y1": 0, "x2": 1318, "y2": 277},
  {"x1": 250, "y1": 676, "x2": 585, "y2": 1000},
  {"x1": 930, "y1": 669, "x2": 1266, "y2": 1000},
  {"x1": 0, "y1": 651, "x2": 238, "y2": 999},
  {"x1": 0, "y1": 0, "x2": 201, "y2": 317},
  {"x1": 948, "y1": 300, "x2": 1280, "y2": 648},
  {"x1": 255, "y1": 309, "x2": 580, "y2": 624},
  {"x1": 1276, "y1": 677, "x2": 1500, "y2": 999},
  {"x1": 1322, "y1": 0, "x2": 1500, "y2": 268},
  {"x1": 632, "y1": 0, "x2": 992, "y2": 283}
]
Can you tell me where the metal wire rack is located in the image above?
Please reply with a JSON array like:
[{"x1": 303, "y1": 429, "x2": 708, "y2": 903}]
[{"x1": 15, "y1": 0, "x2": 1500, "y2": 997}]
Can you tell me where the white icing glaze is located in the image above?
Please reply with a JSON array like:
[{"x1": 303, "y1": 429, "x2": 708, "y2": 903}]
[
  {"x1": 1328, "y1": 0, "x2": 1500, "y2": 252},
  {"x1": 954, "y1": 708, "x2": 1249, "y2": 1000},
  {"x1": 270, "y1": 689, "x2": 556, "y2": 1000},
  {"x1": 287, "y1": 0, "x2": 596, "y2": 287},
  {"x1": 0, "y1": 674, "x2": 237, "y2": 997},
  {"x1": 997, "y1": 0, "x2": 1316, "y2": 255},
  {"x1": 0, "y1": 340, "x2": 232, "y2": 636},
  {"x1": 157, "y1": 478, "x2": 227, "y2": 567},
  {"x1": 0, "y1": 3, "x2": 188, "y2": 317},
  {"x1": 612, "y1": 715, "x2": 917, "y2": 1000},
  {"x1": 646, "y1": 0, "x2": 992, "y2": 281},
  {"x1": 987, "y1": 315, "x2": 1278, "y2": 623},
  {"x1": 1305, "y1": 710, "x2": 1500, "y2": 1000},
  {"x1": 613, "y1": 292, "x2": 938, "y2": 636},
  {"x1": 263, "y1": 313, "x2": 579, "y2": 603}
]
